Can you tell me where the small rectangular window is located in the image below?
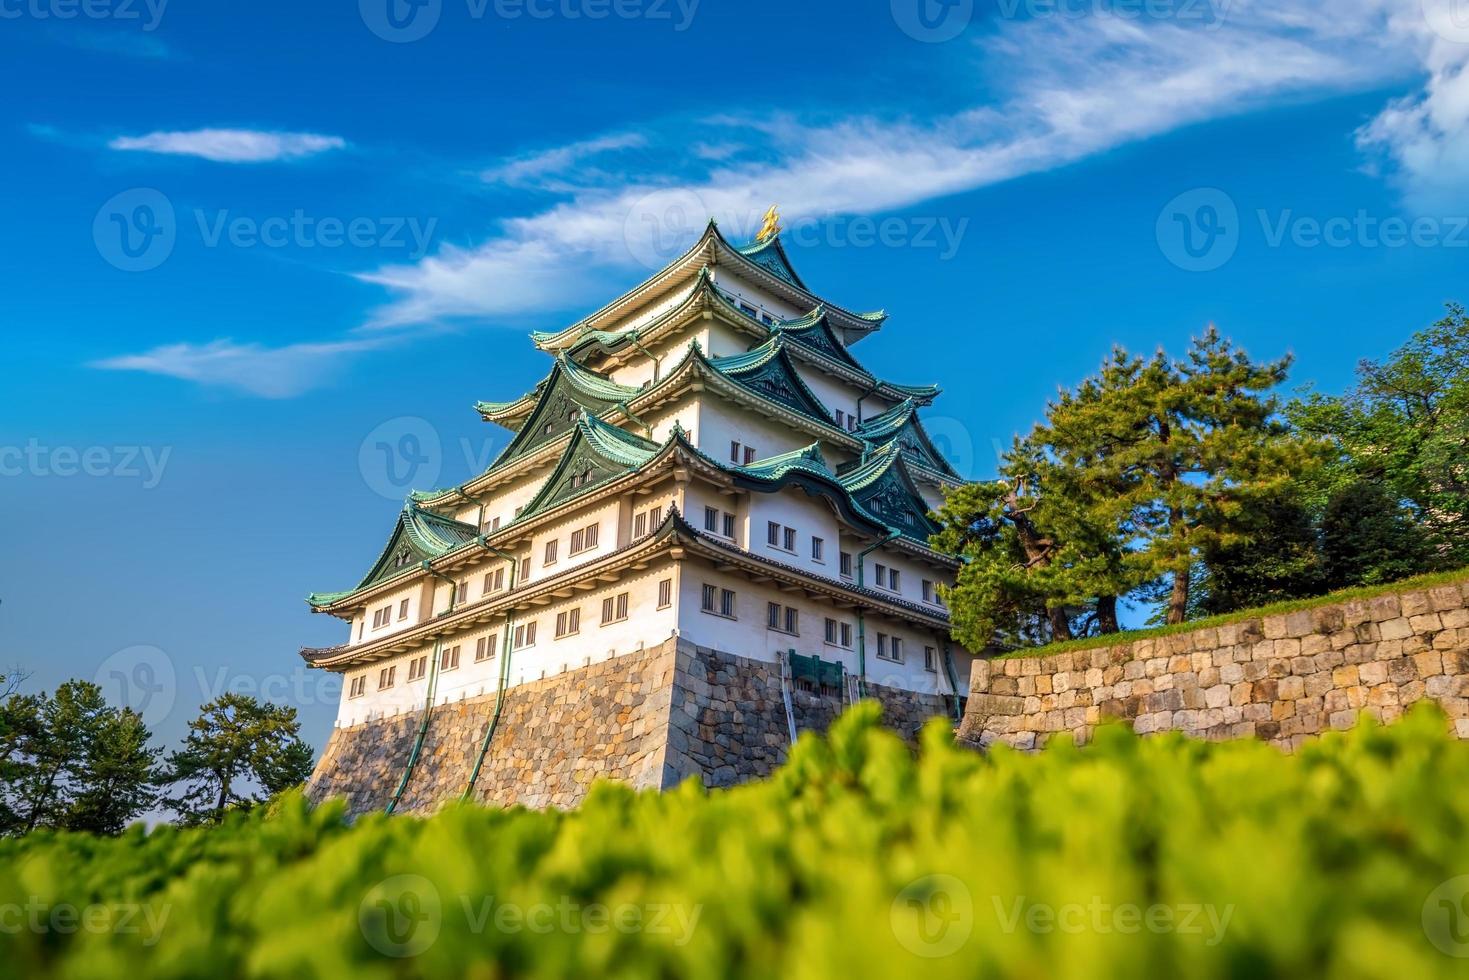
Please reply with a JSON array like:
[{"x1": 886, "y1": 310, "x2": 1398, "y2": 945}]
[
  {"x1": 783, "y1": 527, "x2": 797, "y2": 552},
  {"x1": 889, "y1": 569, "x2": 901, "y2": 592},
  {"x1": 835, "y1": 409, "x2": 845, "y2": 428},
  {"x1": 649, "y1": 505, "x2": 663, "y2": 527},
  {"x1": 767, "y1": 521, "x2": 780, "y2": 546},
  {"x1": 441, "y1": 646, "x2": 460, "y2": 671},
  {"x1": 569, "y1": 530, "x2": 583, "y2": 554},
  {"x1": 455, "y1": 581, "x2": 468, "y2": 604},
  {"x1": 483, "y1": 572, "x2": 495, "y2": 594},
  {"x1": 785, "y1": 607, "x2": 799, "y2": 634},
  {"x1": 730, "y1": 440, "x2": 741, "y2": 463},
  {"x1": 491, "y1": 516, "x2": 501, "y2": 531},
  {"x1": 847, "y1": 415, "x2": 858, "y2": 432},
  {"x1": 891, "y1": 637, "x2": 904, "y2": 663},
  {"x1": 475, "y1": 636, "x2": 493, "y2": 662},
  {"x1": 874, "y1": 564, "x2": 887, "y2": 588},
  {"x1": 922, "y1": 579, "x2": 934, "y2": 603},
  {"x1": 555, "y1": 609, "x2": 581, "y2": 638},
  {"x1": 634, "y1": 512, "x2": 648, "y2": 538},
  {"x1": 519, "y1": 557, "x2": 530, "y2": 580},
  {"x1": 840, "y1": 623, "x2": 853, "y2": 647},
  {"x1": 705, "y1": 506, "x2": 719, "y2": 532},
  {"x1": 378, "y1": 666, "x2": 396, "y2": 690},
  {"x1": 840, "y1": 552, "x2": 853, "y2": 577},
  {"x1": 722, "y1": 512, "x2": 736, "y2": 539},
  {"x1": 494, "y1": 567, "x2": 505, "y2": 591},
  {"x1": 601, "y1": 592, "x2": 629, "y2": 625},
  {"x1": 811, "y1": 537, "x2": 824, "y2": 562},
  {"x1": 767, "y1": 602, "x2": 781, "y2": 629},
  {"x1": 924, "y1": 646, "x2": 937, "y2": 672},
  {"x1": 701, "y1": 583, "x2": 717, "y2": 612},
  {"x1": 825, "y1": 618, "x2": 838, "y2": 644},
  {"x1": 721, "y1": 588, "x2": 736, "y2": 618},
  {"x1": 876, "y1": 633, "x2": 889, "y2": 661},
  {"x1": 349, "y1": 676, "x2": 366, "y2": 698},
  {"x1": 657, "y1": 578, "x2": 672, "y2": 609},
  {"x1": 744, "y1": 446, "x2": 756, "y2": 464},
  {"x1": 398, "y1": 598, "x2": 410, "y2": 620},
  {"x1": 408, "y1": 656, "x2": 426, "y2": 682},
  {"x1": 582, "y1": 523, "x2": 599, "y2": 550}
]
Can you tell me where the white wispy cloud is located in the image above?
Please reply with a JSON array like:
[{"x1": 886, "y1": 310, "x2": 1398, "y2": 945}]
[
  {"x1": 479, "y1": 132, "x2": 647, "y2": 191},
  {"x1": 91, "y1": 337, "x2": 394, "y2": 398},
  {"x1": 362, "y1": 3, "x2": 1416, "y2": 327},
  {"x1": 108, "y1": 128, "x2": 346, "y2": 163},
  {"x1": 101, "y1": 1, "x2": 1460, "y2": 396},
  {"x1": 1356, "y1": 0, "x2": 1469, "y2": 209}
]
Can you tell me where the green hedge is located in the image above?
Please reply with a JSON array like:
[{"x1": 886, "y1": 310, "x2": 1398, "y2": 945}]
[{"x1": 5, "y1": 703, "x2": 1469, "y2": 978}]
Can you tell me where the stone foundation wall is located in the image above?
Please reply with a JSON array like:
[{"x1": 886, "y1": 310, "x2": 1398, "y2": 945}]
[
  {"x1": 307, "y1": 639, "x2": 957, "y2": 815},
  {"x1": 958, "y1": 577, "x2": 1469, "y2": 751}
]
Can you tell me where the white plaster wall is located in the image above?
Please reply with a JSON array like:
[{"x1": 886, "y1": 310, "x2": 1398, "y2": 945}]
[
  {"x1": 675, "y1": 560, "x2": 967, "y2": 698},
  {"x1": 335, "y1": 561, "x2": 680, "y2": 728}
]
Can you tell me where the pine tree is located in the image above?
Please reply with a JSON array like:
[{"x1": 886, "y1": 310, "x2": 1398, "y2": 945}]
[
  {"x1": 1046, "y1": 330, "x2": 1304, "y2": 624},
  {"x1": 162, "y1": 694, "x2": 315, "y2": 826}
]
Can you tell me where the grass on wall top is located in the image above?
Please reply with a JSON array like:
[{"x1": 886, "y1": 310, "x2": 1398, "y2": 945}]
[{"x1": 997, "y1": 567, "x2": 1469, "y2": 661}]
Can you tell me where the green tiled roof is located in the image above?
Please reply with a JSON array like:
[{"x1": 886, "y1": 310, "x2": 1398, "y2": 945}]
[
  {"x1": 838, "y1": 442, "x2": 942, "y2": 543},
  {"x1": 735, "y1": 442, "x2": 833, "y2": 481},
  {"x1": 307, "y1": 502, "x2": 479, "y2": 609},
  {"x1": 487, "y1": 356, "x2": 641, "y2": 470},
  {"x1": 708, "y1": 336, "x2": 836, "y2": 425},
  {"x1": 853, "y1": 400, "x2": 962, "y2": 481},
  {"x1": 735, "y1": 234, "x2": 806, "y2": 289},
  {"x1": 513, "y1": 411, "x2": 658, "y2": 520}
]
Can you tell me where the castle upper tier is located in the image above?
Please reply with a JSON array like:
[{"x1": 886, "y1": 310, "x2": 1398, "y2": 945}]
[{"x1": 301, "y1": 217, "x2": 974, "y2": 766}]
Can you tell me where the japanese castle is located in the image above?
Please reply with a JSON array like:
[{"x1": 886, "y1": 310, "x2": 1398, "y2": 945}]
[{"x1": 302, "y1": 210, "x2": 975, "y2": 770}]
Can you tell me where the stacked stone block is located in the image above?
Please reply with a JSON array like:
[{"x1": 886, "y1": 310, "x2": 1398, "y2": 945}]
[{"x1": 957, "y1": 580, "x2": 1469, "y2": 751}]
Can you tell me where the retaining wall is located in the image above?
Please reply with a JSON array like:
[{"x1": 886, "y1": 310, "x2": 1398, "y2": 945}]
[{"x1": 957, "y1": 578, "x2": 1469, "y2": 751}]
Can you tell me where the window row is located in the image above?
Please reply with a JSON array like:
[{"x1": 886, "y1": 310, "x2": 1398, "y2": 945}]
[
  {"x1": 544, "y1": 521, "x2": 601, "y2": 566},
  {"x1": 704, "y1": 506, "x2": 737, "y2": 539},
  {"x1": 729, "y1": 441, "x2": 757, "y2": 465},
  {"x1": 356, "y1": 582, "x2": 673, "y2": 693},
  {"x1": 631, "y1": 503, "x2": 665, "y2": 539}
]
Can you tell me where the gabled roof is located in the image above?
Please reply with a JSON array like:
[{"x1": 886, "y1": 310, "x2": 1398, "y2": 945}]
[
  {"x1": 838, "y1": 441, "x2": 943, "y2": 544},
  {"x1": 852, "y1": 399, "x2": 962, "y2": 482},
  {"x1": 708, "y1": 335, "x2": 836, "y2": 425},
  {"x1": 513, "y1": 411, "x2": 659, "y2": 521},
  {"x1": 735, "y1": 233, "x2": 807, "y2": 289},
  {"x1": 529, "y1": 221, "x2": 886, "y2": 353},
  {"x1": 307, "y1": 502, "x2": 478, "y2": 608},
  {"x1": 483, "y1": 355, "x2": 641, "y2": 470}
]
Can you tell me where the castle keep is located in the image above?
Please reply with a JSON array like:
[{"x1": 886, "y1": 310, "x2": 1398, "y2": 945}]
[{"x1": 302, "y1": 216, "x2": 974, "y2": 813}]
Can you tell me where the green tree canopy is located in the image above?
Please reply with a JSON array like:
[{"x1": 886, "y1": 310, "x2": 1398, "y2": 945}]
[
  {"x1": 1290, "y1": 303, "x2": 1469, "y2": 567},
  {"x1": 162, "y1": 694, "x2": 315, "y2": 826}
]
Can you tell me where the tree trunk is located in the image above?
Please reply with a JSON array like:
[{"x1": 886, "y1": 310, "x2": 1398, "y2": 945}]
[
  {"x1": 1096, "y1": 595, "x2": 1120, "y2": 634},
  {"x1": 1168, "y1": 567, "x2": 1190, "y2": 624},
  {"x1": 1046, "y1": 606, "x2": 1073, "y2": 643}
]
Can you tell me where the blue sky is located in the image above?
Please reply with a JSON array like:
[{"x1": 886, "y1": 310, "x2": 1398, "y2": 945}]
[{"x1": 2, "y1": 0, "x2": 1467, "y2": 756}]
